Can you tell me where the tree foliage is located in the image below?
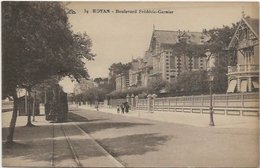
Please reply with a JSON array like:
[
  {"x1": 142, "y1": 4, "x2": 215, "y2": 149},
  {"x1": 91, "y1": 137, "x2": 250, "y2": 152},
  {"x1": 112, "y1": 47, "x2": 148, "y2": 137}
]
[
  {"x1": 147, "y1": 79, "x2": 169, "y2": 94},
  {"x1": 169, "y1": 24, "x2": 238, "y2": 95},
  {"x1": 203, "y1": 24, "x2": 238, "y2": 66},
  {"x1": 109, "y1": 62, "x2": 131, "y2": 76},
  {"x1": 2, "y1": 1, "x2": 95, "y2": 142},
  {"x1": 170, "y1": 71, "x2": 209, "y2": 95},
  {"x1": 2, "y1": 2, "x2": 95, "y2": 96},
  {"x1": 74, "y1": 87, "x2": 111, "y2": 104}
]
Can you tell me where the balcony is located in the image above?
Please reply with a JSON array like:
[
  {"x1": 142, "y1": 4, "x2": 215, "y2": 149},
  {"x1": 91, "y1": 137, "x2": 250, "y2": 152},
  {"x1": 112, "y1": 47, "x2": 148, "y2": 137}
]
[{"x1": 228, "y1": 64, "x2": 259, "y2": 74}]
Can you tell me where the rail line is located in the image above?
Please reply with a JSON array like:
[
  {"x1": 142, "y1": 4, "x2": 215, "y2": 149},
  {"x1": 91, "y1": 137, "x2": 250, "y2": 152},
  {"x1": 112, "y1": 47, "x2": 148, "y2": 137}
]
[
  {"x1": 73, "y1": 122, "x2": 125, "y2": 167},
  {"x1": 60, "y1": 124, "x2": 82, "y2": 167},
  {"x1": 51, "y1": 121, "x2": 124, "y2": 167},
  {"x1": 51, "y1": 123, "x2": 82, "y2": 167}
]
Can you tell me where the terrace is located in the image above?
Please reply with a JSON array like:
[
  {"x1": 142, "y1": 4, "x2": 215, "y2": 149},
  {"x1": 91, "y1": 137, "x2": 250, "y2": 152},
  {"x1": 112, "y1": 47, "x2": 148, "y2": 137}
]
[{"x1": 227, "y1": 64, "x2": 259, "y2": 74}]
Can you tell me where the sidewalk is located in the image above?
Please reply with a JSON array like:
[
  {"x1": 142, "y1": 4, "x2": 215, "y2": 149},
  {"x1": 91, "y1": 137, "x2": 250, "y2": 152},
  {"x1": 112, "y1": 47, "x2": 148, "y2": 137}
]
[
  {"x1": 2, "y1": 113, "x2": 54, "y2": 167},
  {"x1": 2, "y1": 112, "x2": 123, "y2": 167},
  {"x1": 76, "y1": 105, "x2": 259, "y2": 129}
]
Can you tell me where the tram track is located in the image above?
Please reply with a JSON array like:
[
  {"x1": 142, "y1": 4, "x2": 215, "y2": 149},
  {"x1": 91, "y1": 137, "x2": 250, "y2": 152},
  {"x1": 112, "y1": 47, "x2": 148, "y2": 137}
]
[
  {"x1": 50, "y1": 121, "x2": 124, "y2": 167},
  {"x1": 72, "y1": 122, "x2": 125, "y2": 167},
  {"x1": 51, "y1": 123, "x2": 82, "y2": 167},
  {"x1": 60, "y1": 123, "x2": 82, "y2": 167}
]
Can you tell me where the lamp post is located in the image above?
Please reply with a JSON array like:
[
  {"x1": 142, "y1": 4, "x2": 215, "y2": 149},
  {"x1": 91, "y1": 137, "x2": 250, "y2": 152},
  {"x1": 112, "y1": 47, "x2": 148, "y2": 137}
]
[{"x1": 205, "y1": 49, "x2": 215, "y2": 126}]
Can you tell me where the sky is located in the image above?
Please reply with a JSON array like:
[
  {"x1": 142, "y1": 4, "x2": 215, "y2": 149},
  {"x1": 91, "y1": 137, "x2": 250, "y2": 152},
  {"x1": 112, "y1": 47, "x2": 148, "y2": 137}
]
[{"x1": 59, "y1": 2, "x2": 259, "y2": 93}]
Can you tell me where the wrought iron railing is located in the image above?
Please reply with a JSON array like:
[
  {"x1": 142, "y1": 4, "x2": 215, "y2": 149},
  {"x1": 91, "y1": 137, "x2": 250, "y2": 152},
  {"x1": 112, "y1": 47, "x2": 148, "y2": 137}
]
[{"x1": 228, "y1": 64, "x2": 259, "y2": 73}]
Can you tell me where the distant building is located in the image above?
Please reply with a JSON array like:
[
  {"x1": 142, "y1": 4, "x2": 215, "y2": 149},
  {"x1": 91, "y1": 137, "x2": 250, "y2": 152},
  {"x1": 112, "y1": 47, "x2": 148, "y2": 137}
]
[
  {"x1": 115, "y1": 29, "x2": 211, "y2": 91},
  {"x1": 73, "y1": 78, "x2": 96, "y2": 95},
  {"x1": 227, "y1": 16, "x2": 259, "y2": 93},
  {"x1": 94, "y1": 77, "x2": 109, "y2": 87},
  {"x1": 146, "y1": 29, "x2": 209, "y2": 83},
  {"x1": 129, "y1": 58, "x2": 142, "y2": 87},
  {"x1": 115, "y1": 73, "x2": 129, "y2": 91}
]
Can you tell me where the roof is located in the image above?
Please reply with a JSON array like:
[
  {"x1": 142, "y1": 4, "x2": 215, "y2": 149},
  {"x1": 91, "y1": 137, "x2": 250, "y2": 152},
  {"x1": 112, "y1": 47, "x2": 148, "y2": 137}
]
[
  {"x1": 153, "y1": 30, "x2": 179, "y2": 44},
  {"x1": 151, "y1": 30, "x2": 207, "y2": 46},
  {"x1": 244, "y1": 17, "x2": 259, "y2": 36}
]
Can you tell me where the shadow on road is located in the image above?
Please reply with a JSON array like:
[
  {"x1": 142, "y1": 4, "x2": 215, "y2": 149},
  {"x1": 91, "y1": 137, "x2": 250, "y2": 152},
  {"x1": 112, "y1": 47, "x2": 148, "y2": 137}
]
[
  {"x1": 67, "y1": 112, "x2": 107, "y2": 123},
  {"x1": 2, "y1": 138, "x2": 113, "y2": 166},
  {"x1": 68, "y1": 112, "x2": 154, "y2": 134},
  {"x1": 97, "y1": 133, "x2": 172, "y2": 156},
  {"x1": 78, "y1": 122, "x2": 153, "y2": 134}
]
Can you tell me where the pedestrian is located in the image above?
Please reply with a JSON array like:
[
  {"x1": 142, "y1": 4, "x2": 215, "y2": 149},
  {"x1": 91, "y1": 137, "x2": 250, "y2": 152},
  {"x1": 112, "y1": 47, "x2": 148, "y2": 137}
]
[
  {"x1": 125, "y1": 102, "x2": 129, "y2": 113},
  {"x1": 120, "y1": 103, "x2": 125, "y2": 114},
  {"x1": 95, "y1": 101, "x2": 99, "y2": 111},
  {"x1": 117, "y1": 105, "x2": 120, "y2": 113}
]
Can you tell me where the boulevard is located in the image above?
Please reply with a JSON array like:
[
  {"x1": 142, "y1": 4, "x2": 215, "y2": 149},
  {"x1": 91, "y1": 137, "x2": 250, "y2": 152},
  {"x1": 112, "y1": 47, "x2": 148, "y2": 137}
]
[
  {"x1": 2, "y1": 106, "x2": 258, "y2": 167},
  {"x1": 2, "y1": 2, "x2": 259, "y2": 168}
]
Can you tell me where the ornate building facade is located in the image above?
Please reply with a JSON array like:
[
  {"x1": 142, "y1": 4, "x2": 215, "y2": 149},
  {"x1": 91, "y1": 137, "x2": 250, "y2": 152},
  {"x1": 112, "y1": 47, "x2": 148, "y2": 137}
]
[
  {"x1": 227, "y1": 16, "x2": 259, "y2": 93},
  {"x1": 115, "y1": 73, "x2": 129, "y2": 91},
  {"x1": 116, "y1": 29, "x2": 211, "y2": 91},
  {"x1": 146, "y1": 29, "x2": 209, "y2": 83}
]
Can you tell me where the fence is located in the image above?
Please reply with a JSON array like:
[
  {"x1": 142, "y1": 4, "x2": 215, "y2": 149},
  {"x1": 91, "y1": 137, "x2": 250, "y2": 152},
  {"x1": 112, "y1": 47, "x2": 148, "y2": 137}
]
[
  {"x1": 109, "y1": 98, "x2": 128, "y2": 107},
  {"x1": 110, "y1": 92, "x2": 259, "y2": 117}
]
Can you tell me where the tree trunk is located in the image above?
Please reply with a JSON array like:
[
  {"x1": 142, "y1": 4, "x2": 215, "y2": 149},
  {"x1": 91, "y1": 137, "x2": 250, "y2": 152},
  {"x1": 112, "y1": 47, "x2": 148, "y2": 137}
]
[
  {"x1": 6, "y1": 91, "x2": 18, "y2": 145},
  {"x1": 26, "y1": 88, "x2": 34, "y2": 127}
]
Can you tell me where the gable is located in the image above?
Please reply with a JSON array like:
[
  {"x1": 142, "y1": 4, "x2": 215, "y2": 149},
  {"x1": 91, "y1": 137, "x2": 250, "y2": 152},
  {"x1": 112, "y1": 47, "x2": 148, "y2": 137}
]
[{"x1": 228, "y1": 17, "x2": 259, "y2": 49}]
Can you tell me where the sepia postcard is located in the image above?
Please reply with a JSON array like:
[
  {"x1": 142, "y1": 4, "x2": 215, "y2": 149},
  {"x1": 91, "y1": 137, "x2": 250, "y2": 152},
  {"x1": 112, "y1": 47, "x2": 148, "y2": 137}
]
[{"x1": 1, "y1": 1, "x2": 259, "y2": 167}]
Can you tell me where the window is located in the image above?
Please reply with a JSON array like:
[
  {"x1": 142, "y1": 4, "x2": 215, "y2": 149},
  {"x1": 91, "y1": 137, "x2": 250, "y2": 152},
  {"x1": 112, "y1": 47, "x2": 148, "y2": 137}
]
[
  {"x1": 194, "y1": 57, "x2": 199, "y2": 69},
  {"x1": 170, "y1": 56, "x2": 175, "y2": 69}
]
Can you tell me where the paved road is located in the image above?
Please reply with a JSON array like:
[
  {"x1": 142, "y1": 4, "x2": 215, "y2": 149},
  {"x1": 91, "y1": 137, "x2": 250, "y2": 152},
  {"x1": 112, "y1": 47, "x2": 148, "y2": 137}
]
[{"x1": 69, "y1": 107, "x2": 258, "y2": 167}]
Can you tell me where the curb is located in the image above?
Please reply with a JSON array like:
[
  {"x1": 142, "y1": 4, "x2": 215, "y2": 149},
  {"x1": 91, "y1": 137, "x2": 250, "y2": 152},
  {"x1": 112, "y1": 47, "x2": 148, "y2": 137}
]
[{"x1": 73, "y1": 122, "x2": 125, "y2": 167}]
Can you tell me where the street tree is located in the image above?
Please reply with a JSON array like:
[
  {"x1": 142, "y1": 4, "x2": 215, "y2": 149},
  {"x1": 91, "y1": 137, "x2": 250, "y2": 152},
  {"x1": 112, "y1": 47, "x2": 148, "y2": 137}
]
[
  {"x1": 174, "y1": 71, "x2": 209, "y2": 95},
  {"x1": 147, "y1": 78, "x2": 169, "y2": 95},
  {"x1": 32, "y1": 76, "x2": 61, "y2": 103},
  {"x1": 170, "y1": 24, "x2": 237, "y2": 94},
  {"x1": 2, "y1": 2, "x2": 95, "y2": 144}
]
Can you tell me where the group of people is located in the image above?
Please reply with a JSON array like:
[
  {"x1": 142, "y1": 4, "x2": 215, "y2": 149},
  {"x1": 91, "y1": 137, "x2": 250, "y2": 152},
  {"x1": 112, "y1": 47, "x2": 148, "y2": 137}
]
[{"x1": 117, "y1": 102, "x2": 130, "y2": 114}]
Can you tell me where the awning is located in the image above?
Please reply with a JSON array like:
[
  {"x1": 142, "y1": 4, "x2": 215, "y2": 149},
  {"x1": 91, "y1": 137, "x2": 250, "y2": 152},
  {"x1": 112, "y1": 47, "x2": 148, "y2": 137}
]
[
  {"x1": 252, "y1": 81, "x2": 259, "y2": 89},
  {"x1": 241, "y1": 80, "x2": 248, "y2": 92},
  {"x1": 227, "y1": 80, "x2": 237, "y2": 93}
]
